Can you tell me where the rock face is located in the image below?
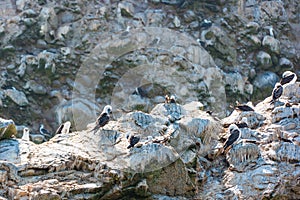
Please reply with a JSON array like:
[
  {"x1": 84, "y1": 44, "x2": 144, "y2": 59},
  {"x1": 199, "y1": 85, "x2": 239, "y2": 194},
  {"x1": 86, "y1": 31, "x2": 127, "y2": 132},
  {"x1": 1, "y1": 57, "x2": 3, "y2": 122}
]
[
  {"x1": 0, "y1": 118, "x2": 16, "y2": 140},
  {"x1": 0, "y1": 101, "x2": 220, "y2": 199},
  {"x1": 0, "y1": 0, "x2": 299, "y2": 133},
  {"x1": 0, "y1": 82, "x2": 300, "y2": 199},
  {"x1": 0, "y1": 0, "x2": 299, "y2": 199}
]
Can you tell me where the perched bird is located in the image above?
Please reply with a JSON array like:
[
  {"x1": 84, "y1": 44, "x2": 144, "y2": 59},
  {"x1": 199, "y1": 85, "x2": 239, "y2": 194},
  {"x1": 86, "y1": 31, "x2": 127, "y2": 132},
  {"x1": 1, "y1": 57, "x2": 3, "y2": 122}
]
[
  {"x1": 22, "y1": 127, "x2": 30, "y2": 141},
  {"x1": 127, "y1": 134, "x2": 140, "y2": 149},
  {"x1": 39, "y1": 124, "x2": 52, "y2": 139},
  {"x1": 165, "y1": 94, "x2": 176, "y2": 104},
  {"x1": 55, "y1": 121, "x2": 71, "y2": 135},
  {"x1": 206, "y1": 110, "x2": 213, "y2": 115},
  {"x1": 223, "y1": 124, "x2": 241, "y2": 153},
  {"x1": 170, "y1": 95, "x2": 176, "y2": 103},
  {"x1": 280, "y1": 71, "x2": 297, "y2": 85},
  {"x1": 200, "y1": 19, "x2": 212, "y2": 29},
  {"x1": 92, "y1": 105, "x2": 112, "y2": 133},
  {"x1": 270, "y1": 83, "x2": 283, "y2": 104},
  {"x1": 234, "y1": 102, "x2": 255, "y2": 112},
  {"x1": 165, "y1": 95, "x2": 170, "y2": 104},
  {"x1": 235, "y1": 117, "x2": 248, "y2": 129}
]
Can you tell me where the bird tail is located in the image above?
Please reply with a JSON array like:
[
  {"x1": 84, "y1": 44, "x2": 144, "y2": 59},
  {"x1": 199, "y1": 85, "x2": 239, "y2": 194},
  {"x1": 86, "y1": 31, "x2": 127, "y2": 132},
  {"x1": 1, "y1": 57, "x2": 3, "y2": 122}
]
[
  {"x1": 91, "y1": 123, "x2": 100, "y2": 134},
  {"x1": 269, "y1": 99, "x2": 275, "y2": 105}
]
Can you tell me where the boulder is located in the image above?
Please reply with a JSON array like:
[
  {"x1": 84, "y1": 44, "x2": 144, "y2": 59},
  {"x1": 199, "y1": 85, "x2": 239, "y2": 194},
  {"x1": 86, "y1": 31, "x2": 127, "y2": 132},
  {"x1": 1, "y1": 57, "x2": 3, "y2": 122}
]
[
  {"x1": 4, "y1": 88, "x2": 29, "y2": 106},
  {"x1": 0, "y1": 118, "x2": 16, "y2": 140}
]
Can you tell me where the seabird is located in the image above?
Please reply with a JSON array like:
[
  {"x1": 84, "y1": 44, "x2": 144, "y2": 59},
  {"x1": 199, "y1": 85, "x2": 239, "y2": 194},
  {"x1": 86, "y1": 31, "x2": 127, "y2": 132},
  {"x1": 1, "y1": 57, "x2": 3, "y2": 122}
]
[
  {"x1": 223, "y1": 124, "x2": 241, "y2": 153},
  {"x1": 165, "y1": 94, "x2": 176, "y2": 104},
  {"x1": 92, "y1": 105, "x2": 112, "y2": 133},
  {"x1": 165, "y1": 95, "x2": 170, "y2": 104},
  {"x1": 280, "y1": 71, "x2": 297, "y2": 85},
  {"x1": 22, "y1": 127, "x2": 30, "y2": 141},
  {"x1": 270, "y1": 83, "x2": 283, "y2": 104},
  {"x1": 170, "y1": 95, "x2": 176, "y2": 103},
  {"x1": 235, "y1": 102, "x2": 254, "y2": 112},
  {"x1": 200, "y1": 19, "x2": 212, "y2": 29},
  {"x1": 206, "y1": 110, "x2": 213, "y2": 115},
  {"x1": 39, "y1": 124, "x2": 52, "y2": 139},
  {"x1": 235, "y1": 117, "x2": 248, "y2": 129},
  {"x1": 55, "y1": 121, "x2": 71, "y2": 135},
  {"x1": 127, "y1": 134, "x2": 140, "y2": 149}
]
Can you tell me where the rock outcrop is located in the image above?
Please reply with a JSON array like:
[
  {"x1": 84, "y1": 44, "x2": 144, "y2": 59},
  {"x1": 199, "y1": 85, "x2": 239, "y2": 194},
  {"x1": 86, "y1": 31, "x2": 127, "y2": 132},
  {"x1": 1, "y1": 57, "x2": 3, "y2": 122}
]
[
  {"x1": 0, "y1": 0, "x2": 299, "y2": 133},
  {"x1": 0, "y1": 82, "x2": 299, "y2": 199}
]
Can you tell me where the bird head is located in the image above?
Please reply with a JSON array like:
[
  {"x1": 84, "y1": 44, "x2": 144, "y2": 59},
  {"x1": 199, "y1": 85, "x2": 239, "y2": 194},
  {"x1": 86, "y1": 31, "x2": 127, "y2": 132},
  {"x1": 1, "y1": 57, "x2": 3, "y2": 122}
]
[
  {"x1": 103, "y1": 105, "x2": 112, "y2": 114},
  {"x1": 24, "y1": 127, "x2": 29, "y2": 133},
  {"x1": 170, "y1": 95, "x2": 176, "y2": 100},
  {"x1": 228, "y1": 124, "x2": 239, "y2": 133},
  {"x1": 275, "y1": 82, "x2": 282, "y2": 89},
  {"x1": 282, "y1": 71, "x2": 293, "y2": 78},
  {"x1": 64, "y1": 121, "x2": 71, "y2": 128},
  {"x1": 241, "y1": 117, "x2": 248, "y2": 124}
]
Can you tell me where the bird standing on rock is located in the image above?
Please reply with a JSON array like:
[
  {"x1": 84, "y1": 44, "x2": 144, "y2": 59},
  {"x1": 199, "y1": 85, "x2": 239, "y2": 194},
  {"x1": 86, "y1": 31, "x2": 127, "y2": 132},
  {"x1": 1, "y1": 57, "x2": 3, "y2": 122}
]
[
  {"x1": 165, "y1": 94, "x2": 176, "y2": 104},
  {"x1": 22, "y1": 127, "x2": 30, "y2": 141},
  {"x1": 127, "y1": 134, "x2": 140, "y2": 149},
  {"x1": 223, "y1": 124, "x2": 241, "y2": 153},
  {"x1": 92, "y1": 105, "x2": 112, "y2": 133},
  {"x1": 234, "y1": 101, "x2": 254, "y2": 112},
  {"x1": 235, "y1": 117, "x2": 248, "y2": 129},
  {"x1": 270, "y1": 83, "x2": 283, "y2": 104},
  {"x1": 39, "y1": 124, "x2": 52, "y2": 140},
  {"x1": 280, "y1": 71, "x2": 297, "y2": 86},
  {"x1": 55, "y1": 121, "x2": 71, "y2": 135}
]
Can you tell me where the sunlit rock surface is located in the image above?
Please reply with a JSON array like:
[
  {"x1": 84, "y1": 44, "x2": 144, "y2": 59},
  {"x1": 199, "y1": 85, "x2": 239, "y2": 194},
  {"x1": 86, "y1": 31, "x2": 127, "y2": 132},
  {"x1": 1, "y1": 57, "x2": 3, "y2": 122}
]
[{"x1": 0, "y1": 81, "x2": 299, "y2": 199}]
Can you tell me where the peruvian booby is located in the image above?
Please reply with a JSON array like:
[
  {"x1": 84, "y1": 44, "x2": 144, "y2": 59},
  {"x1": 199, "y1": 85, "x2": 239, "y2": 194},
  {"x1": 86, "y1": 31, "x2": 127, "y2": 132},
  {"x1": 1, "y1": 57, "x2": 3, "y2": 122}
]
[
  {"x1": 270, "y1": 83, "x2": 283, "y2": 104},
  {"x1": 22, "y1": 127, "x2": 30, "y2": 141},
  {"x1": 200, "y1": 19, "x2": 212, "y2": 29},
  {"x1": 280, "y1": 71, "x2": 297, "y2": 85},
  {"x1": 127, "y1": 134, "x2": 140, "y2": 149},
  {"x1": 235, "y1": 102, "x2": 254, "y2": 112},
  {"x1": 165, "y1": 95, "x2": 170, "y2": 104},
  {"x1": 55, "y1": 121, "x2": 71, "y2": 135},
  {"x1": 235, "y1": 117, "x2": 248, "y2": 129},
  {"x1": 39, "y1": 124, "x2": 52, "y2": 139},
  {"x1": 92, "y1": 105, "x2": 112, "y2": 133},
  {"x1": 170, "y1": 95, "x2": 176, "y2": 103},
  {"x1": 165, "y1": 94, "x2": 176, "y2": 104},
  {"x1": 223, "y1": 124, "x2": 241, "y2": 153}
]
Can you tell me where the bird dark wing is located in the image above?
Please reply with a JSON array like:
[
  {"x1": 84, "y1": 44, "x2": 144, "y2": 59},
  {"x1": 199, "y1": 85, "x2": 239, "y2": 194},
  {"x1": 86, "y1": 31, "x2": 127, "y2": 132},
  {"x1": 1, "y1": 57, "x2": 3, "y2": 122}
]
[
  {"x1": 127, "y1": 136, "x2": 140, "y2": 149},
  {"x1": 92, "y1": 113, "x2": 110, "y2": 132},
  {"x1": 236, "y1": 105, "x2": 254, "y2": 112},
  {"x1": 55, "y1": 123, "x2": 64, "y2": 135},
  {"x1": 42, "y1": 128, "x2": 51, "y2": 135},
  {"x1": 272, "y1": 86, "x2": 283, "y2": 101},
  {"x1": 223, "y1": 129, "x2": 240, "y2": 150},
  {"x1": 280, "y1": 74, "x2": 295, "y2": 85},
  {"x1": 236, "y1": 122, "x2": 248, "y2": 129},
  {"x1": 97, "y1": 113, "x2": 110, "y2": 127}
]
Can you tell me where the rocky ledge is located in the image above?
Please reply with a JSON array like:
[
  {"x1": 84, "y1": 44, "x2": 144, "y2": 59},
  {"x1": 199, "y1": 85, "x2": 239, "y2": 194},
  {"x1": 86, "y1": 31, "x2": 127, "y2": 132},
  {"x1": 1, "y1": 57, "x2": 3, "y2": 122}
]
[{"x1": 0, "y1": 82, "x2": 299, "y2": 200}]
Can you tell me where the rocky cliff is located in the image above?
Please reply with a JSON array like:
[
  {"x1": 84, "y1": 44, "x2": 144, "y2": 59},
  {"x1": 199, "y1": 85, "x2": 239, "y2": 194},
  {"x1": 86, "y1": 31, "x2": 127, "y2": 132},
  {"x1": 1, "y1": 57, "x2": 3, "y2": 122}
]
[
  {"x1": 0, "y1": 82, "x2": 299, "y2": 199},
  {"x1": 0, "y1": 0, "x2": 299, "y2": 132},
  {"x1": 0, "y1": 0, "x2": 299, "y2": 199}
]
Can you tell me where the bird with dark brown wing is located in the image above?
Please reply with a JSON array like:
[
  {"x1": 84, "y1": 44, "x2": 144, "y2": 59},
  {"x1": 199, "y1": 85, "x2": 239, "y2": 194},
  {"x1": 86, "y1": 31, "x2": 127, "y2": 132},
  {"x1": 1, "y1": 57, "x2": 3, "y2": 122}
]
[
  {"x1": 269, "y1": 83, "x2": 283, "y2": 105},
  {"x1": 127, "y1": 134, "x2": 140, "y2": 149},
  {"x1": 92, "y1": 105, "x2": 112, "y2": 133},
  {"x1": 280, "y1": 71, "x2": 297, "y2": 85},
  {"x1": 223, "y1": 124, "x2": 241, "y2": 153},
  {"x1": 234, "y1": 101, "x2": 254, "y2": 112}
]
